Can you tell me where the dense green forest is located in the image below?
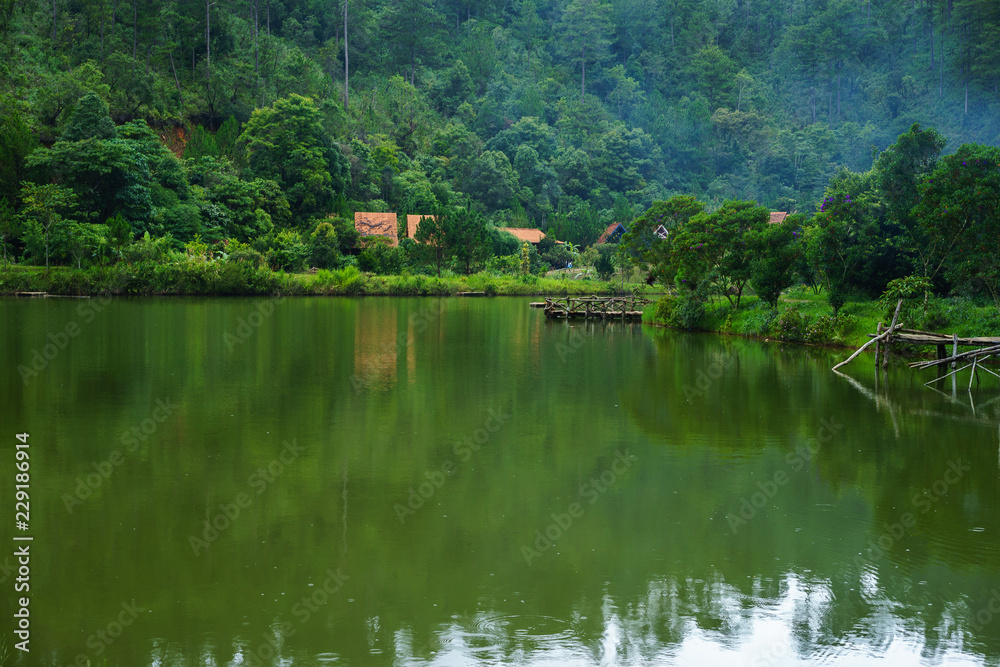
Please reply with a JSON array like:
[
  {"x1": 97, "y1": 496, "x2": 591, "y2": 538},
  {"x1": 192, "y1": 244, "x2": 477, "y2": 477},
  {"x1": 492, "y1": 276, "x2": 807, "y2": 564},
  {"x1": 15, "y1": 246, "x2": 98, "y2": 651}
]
[{"x1": 1, "y1": 0, "x2": 999, "y2": 283}]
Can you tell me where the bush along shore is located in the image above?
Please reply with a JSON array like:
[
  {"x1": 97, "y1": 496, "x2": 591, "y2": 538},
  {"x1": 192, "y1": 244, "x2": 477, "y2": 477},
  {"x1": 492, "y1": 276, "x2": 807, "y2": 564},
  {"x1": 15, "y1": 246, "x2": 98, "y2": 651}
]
[
  {"x1": 644, "y1": 285, "x2": 1000, "y2": 355},
  {"x1": 0, "y1": 262, "x2": 630, "y2": 298}
]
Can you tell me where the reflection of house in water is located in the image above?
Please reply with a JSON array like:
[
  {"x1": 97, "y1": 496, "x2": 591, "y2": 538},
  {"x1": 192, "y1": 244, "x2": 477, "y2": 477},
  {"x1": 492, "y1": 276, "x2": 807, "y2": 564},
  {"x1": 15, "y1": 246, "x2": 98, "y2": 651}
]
[
  {"x1": 354, "y1": 306, "x2": 400, "y2": 390},
  {"x1": 353, "y1": 304, "x2": 419, "y2": 389}
]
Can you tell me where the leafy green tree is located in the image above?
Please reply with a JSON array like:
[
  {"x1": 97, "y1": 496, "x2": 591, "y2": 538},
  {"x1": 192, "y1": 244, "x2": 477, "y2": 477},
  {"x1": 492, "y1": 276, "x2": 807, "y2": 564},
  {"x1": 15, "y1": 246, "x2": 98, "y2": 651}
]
[
  {"x1": 595, "y1": 244, "x2": 615, "y2": 280},
  {"x1": 807, "y1": 169, "x2": 885, "y2": 312},
  {"x1": 307, "y1": 221, "x2": 341, "y2": 269},
  {"x1": 555, "y1": 0, "x2": 614, "y2": 100},
  {"x1": 413, "y1": 209, "x2": 448, "y2": 277},
  {"x1": 749, "y1": 218, "x2": 805, "y2": 308},
  {"x1": 106, "y1": 213, "x2": 133, "y2": 262},
  {"x1": 619, "y1": 195, "x2": 705, "y2": 280},
  {"x1": 263, "y1": 229, "x2": 309, "y2": 272},
  {"x1": 204, "y1": 174, "x2": 289, "y2": 241},
  {"x1": 688, "y1": 45, "x2": 737, "y2": 111},
  {"x1": 27, "y1": 133, "x2": 155, "y2": 229},
  {"x1": 62, "y1": 91, "x2": 118, "y2": 142},
  {"x1": 872, "y1": 123, "x2": 947, "y2": 282},
  {"x1": 63, "y1": 222, "x2": 109, "y2": 268},
  {"x1": 17, "y1": 183, "x2": 77, "y2": 272},
  {"x1": 239, "y1": 94, "x2": 349, "y2": 222},
  {"x1": 0, "y1": 197, "x2": 14, "y2": 265},
  {"x1": 915, "y1": 144, "x2": 1000, "y2": 304},
  {"x1": 34, "y1": 61, "x2": 109, "y2": 129},
  {"x1": 666, "y1": 200, "x2": 768, "y2": 306},
  {"x1": 447, "y1": 207, "x2": 488, "y2": 274},
  {"x1": 0, "y1": 102, "x2": 38, "y2": 206},
  {"x1": 358, "y1": 236, "x2": 404, "y2": 274},
  {"x1": 460, "y1": 150, "x2": 518, "y2": 212},
  {"x1": 430, "y1": 60, "x2": 474, "y2": 116},
  {"x1": 381, "y1": 0, "x2": 446, "y2": 85}
]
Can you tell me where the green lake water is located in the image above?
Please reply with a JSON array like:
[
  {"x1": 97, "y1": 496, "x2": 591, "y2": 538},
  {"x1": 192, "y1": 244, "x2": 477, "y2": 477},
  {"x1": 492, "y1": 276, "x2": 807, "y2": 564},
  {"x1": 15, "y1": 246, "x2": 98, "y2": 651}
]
[{"x1": 1, "y1": 295, "x2": 999, "y2": 666}]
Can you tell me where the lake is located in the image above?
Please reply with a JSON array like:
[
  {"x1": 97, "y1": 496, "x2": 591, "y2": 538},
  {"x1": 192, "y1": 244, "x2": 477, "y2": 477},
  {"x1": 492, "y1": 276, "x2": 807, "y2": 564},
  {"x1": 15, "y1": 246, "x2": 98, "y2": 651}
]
[{"x1": 2, "y1": 295, "x2": 999, "y2": 666}]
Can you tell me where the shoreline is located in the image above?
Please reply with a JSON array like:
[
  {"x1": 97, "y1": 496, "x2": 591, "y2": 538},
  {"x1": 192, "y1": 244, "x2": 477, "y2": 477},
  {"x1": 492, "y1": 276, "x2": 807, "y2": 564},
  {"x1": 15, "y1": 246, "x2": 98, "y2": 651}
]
[
  {"x1": 642, "y1": 290, "x2": 1000, "y2": 360},
  {"x1": 0, "y1": 264, "x2": 634, "y2": 298}
]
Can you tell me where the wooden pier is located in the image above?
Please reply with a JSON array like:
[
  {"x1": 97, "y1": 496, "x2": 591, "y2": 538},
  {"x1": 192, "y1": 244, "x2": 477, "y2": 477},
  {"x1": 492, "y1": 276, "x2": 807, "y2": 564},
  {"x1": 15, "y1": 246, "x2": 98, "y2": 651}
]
[{"x1": 535, "y1": 295, "x2": 650, "y2": 320}]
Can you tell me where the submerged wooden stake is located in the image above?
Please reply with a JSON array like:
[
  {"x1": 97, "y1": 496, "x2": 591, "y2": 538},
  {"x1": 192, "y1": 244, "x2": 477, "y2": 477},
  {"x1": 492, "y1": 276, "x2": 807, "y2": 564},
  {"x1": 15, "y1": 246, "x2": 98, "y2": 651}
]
[
  {"x1": 883, "y1": 300, "x2": 903, "y2": 369},
  {"x1": 874, "y1": 322, "x2": 884, "y2": 368}
]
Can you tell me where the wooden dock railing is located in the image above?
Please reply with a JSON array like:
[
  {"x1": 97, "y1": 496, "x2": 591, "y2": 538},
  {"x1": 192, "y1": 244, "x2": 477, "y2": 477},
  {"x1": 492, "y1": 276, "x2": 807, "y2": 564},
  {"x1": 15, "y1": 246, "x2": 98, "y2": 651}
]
[{"x1": 538, "y1": 295, "x2": 650, "y2": 320}]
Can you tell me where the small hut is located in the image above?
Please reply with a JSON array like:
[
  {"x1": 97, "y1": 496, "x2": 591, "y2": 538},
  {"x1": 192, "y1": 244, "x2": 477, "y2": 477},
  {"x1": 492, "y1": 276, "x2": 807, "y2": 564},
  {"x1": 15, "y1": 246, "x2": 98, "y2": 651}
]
[{"x1": 355, "y1": 212, "x2": 399, "y2": 246}]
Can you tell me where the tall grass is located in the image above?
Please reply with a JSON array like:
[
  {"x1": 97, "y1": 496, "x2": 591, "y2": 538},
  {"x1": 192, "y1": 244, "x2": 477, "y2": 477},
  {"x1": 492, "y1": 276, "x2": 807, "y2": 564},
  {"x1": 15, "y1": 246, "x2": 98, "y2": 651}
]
[{"x1": 0, "y1": 263, "x2": 631, "y2": 297}]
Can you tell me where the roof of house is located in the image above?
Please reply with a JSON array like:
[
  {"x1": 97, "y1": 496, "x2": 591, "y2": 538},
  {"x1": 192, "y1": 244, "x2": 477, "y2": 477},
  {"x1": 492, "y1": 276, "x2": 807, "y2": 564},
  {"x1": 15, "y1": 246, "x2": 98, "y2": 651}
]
[
  {"x1": 498, "y1": 227, "x2": 546, "y2": 244},
  {"x1": 355, "y1": 212, "x2": 398, "y2": 246},
  {"x1": 769, "y1": 212, "x2": 789, "y2": 225},
  {"x1": 654, "y1": 224, "x2": 669, "y2": 239},
  {"x1": 407, "y1": 214, "x2": 436, "y2": 240},
  {"x1": 596, "y1": 222, "x2": 627, "y2": 244}
]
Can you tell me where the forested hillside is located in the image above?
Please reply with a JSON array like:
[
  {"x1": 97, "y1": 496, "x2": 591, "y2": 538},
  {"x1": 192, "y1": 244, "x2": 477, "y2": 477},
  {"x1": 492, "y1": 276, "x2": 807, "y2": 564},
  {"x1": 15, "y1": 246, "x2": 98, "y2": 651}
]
[{"x1": 1, "y1": 0, "x2": 1000, "y2": 259}]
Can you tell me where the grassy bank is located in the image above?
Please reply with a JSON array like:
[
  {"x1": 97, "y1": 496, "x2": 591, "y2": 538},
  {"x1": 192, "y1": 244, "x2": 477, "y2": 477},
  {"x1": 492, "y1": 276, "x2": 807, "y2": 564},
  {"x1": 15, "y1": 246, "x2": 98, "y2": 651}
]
[
  {"x1": 0, "y1": 262, "x2": 631, "y2": 297},
  {"x1": 645, "y1": 285, "x2": 1000, "y2": 353}
]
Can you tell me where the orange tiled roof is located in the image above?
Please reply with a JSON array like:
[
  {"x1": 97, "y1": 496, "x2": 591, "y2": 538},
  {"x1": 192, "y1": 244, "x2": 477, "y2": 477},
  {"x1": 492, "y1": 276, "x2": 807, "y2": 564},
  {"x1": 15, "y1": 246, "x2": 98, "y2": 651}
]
[
  {"x1": 497, "y1": 227, "x2": 546, "y2": 244},
  {"x1": 769, "y1": 212, "x2": 789, "y2": 225},
  {"x1": 355, "y1": 212, "x2": 398, "y2": 246}
]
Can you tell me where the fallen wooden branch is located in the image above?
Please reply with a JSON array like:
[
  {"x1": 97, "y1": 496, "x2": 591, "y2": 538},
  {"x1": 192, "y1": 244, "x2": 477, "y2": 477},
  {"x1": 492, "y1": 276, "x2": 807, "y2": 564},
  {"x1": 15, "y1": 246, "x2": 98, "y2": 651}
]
[
  {"x1": 832, "y1": 324, "x2": 903, "y2": 371},
  {"x1": 909, "y1": 342, "x2": 1000, "y2": 369}
]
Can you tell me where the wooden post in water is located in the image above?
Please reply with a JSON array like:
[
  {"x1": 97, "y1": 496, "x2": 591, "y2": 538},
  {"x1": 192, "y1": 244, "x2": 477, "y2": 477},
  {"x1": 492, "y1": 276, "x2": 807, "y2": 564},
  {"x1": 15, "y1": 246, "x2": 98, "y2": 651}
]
[
  {"x1": 952, "y1": 333, "x2": 959, "y2": 369},
  {"x1": 883, "y1": 300, "x2": 903, "y2": 369},
  {"x1": 874, "y1": 322, "x2": 883, "y2": 368}
]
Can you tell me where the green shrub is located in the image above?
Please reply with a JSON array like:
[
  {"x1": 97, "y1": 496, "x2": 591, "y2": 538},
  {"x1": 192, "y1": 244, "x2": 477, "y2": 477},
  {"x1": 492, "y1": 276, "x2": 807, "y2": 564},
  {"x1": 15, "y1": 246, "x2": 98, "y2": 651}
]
[
  {"x1": 358, "y1": 238, "x2": 404, "y2": 274},
  {"x1": 265, "y1": 230, "x2": 308, "y2": 272},
  {"x1": 121, "y1": 233, "x2": 176, "y2": 264},
  {"x1": 307, "y1": 221, "x2": 341, "y2": 269},
  {"x1": 653, "y1": 291, "x2": 706, "y2": 329},
  {"x1": 772, "y1": 308, "x2": 810, "y2": 342}
]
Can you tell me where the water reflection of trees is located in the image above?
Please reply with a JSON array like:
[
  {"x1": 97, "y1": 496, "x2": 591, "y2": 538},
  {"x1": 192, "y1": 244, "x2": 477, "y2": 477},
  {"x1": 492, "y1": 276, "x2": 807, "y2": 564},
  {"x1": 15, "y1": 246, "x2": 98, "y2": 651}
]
[{"x1": 12, "y1": 300, "x2": 1000, "y2": 665}]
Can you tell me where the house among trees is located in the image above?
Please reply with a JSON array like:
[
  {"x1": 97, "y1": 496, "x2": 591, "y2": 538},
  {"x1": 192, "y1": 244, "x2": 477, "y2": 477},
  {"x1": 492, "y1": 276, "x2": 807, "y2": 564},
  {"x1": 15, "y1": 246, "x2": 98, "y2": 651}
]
[
  {"x1": 654, "y1": 225, "x2": 669, "y2": 239},
  {"x1": 769, "y1": 212, "x2": 789, "y2": 224},
  {"x1": 596, "y1": 222, "x2": 627, "y2": 244},
  {"x1": 498, "y1": 227, "x2": 547, "y2": 244},
  {"x1": 355, "y1": 212, "x2": 399, "y2": 246},
  {"x1": 407, "y1": 214, "x2": 436, "y2": 241}
]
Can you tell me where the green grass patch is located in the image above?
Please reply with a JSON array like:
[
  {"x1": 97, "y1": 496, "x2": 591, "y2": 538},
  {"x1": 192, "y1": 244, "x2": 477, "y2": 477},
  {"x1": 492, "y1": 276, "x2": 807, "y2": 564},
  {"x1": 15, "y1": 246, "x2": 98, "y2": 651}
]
[
  {"x1": 647, "y1": 284, "x2": 1000, "y2": 351},
  {"x1": 0, "y1": 263, "x2": 635, "y2": 298}
]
